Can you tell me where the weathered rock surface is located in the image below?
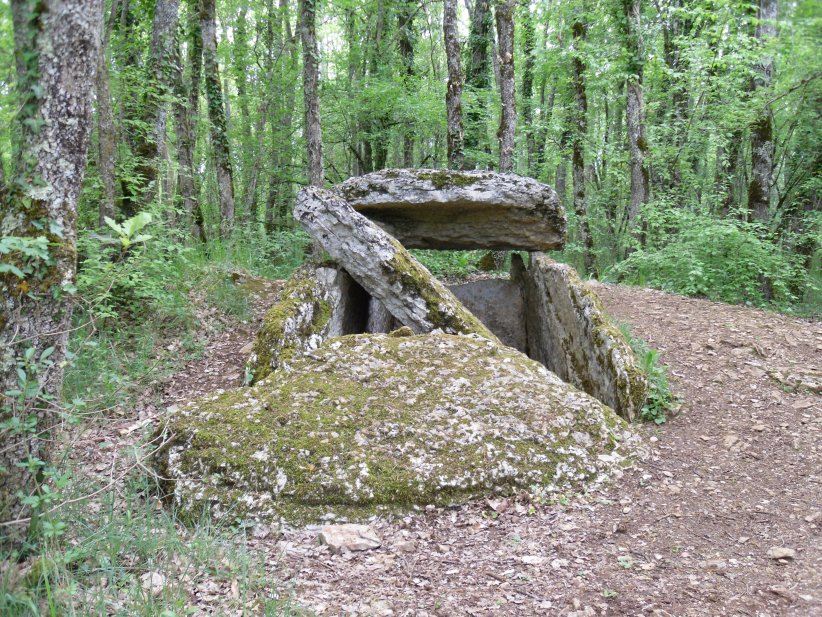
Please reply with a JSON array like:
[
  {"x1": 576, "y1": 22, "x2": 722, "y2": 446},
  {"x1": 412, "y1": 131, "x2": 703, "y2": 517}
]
[
  {"x1": 248, "y1": 265, "x2": 369, "y2": 382},
  {"x1": 336, "y1": 168, "x2": 566, "y2": 251},
  {"x1": 294, "y1": 187, "x2": 498, "y2": 341},
  {"x1": 157, "y1": 332, "x2": 639, "y2": 524},
  {"x1": 514, "y1": 254, "x2": 648, "y2": 420},
  {"x1": 448, "y1": 278, "x2": 527, "y2": 353},
  {"x1": 318, "y1": 524, "x2": 381, "y2": 554}
]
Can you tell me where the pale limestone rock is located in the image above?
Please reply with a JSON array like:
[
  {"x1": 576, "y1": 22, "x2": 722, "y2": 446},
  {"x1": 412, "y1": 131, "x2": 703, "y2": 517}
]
[
  {"x1": 337, "y1": 169, "x2": 566, "y2": 250},
  {"x1": 318, "y1": 524, "x2": 381, "y2": 554},
  {"x1": 294, "y1": 187, "x2": 498, "y2": 342},
  {"x1": 248, "y1": 264, "x2": 368, "y2": 383},
  {"x1": 156, "y1": 333, "x2": 639, "y2": 525},
  {"x1": 514, "y1": 254, "x2": 647, "y2": 420}
]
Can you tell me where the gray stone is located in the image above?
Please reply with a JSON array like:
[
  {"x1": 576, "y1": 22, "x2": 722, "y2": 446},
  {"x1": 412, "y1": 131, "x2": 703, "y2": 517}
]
[
  {"x1": 514, "y1": 254, "x2": 647, "y2": 421},
  {"x1": 366, "y1": 297, "x2": 398, "y2": 334},
  {"x1": 448, "y1": 278, "x2": 527, "y2": 353},
  {"x1": 318, "y1": 524, "x2": 381, "y2": 554},
  {"x1": 336, "y1": 169, "x2": 566, "y2": 251},
  {"x1": 248, "y1": 265, "x2": 369, "y2": 383},
  {"x1": 157, "y1": 333, "x2": 640, "y2": 524},
  {"x1": 294, "y1": 186, "x2": 498, "y2": 342}
]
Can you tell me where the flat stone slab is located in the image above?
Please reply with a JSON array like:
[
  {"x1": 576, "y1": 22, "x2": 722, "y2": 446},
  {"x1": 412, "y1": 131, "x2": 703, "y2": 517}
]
[
  {"x1": 294, "y1": 186, "x2": 498, "y2": 342},
  {"x1": 514, "y1": 254, "x2": 648, "y2": 421},
  {"x1": 336, "y1": 169, "x2": 566, "y2": 250},
  {"x1": 156, "y1": 332, "x2": 640, "y2": 524},
  {"x1": 448, "y1": 278, "x2": 527, "y2": 353}
]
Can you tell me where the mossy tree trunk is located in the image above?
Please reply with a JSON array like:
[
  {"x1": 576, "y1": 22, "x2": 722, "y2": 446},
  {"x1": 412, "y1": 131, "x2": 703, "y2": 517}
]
[
  {"x1": 300, "y1": 0, "x2": 324, "y2": 188},
  {"x1": 571, "y1": 16, "x2": 596, "y2": 277},
  {"x1": 495, "y1": 0, "x2": 516, "y2": 174},
  {"x1": 443, "y1": 0, "x2": 464, "y2": 170},
  {"x1": 1, "y1": 0, "x2": 101, "y2": 539},
  {"x1": 201, "y1": 0, "x2": 235, "y2": 237}
]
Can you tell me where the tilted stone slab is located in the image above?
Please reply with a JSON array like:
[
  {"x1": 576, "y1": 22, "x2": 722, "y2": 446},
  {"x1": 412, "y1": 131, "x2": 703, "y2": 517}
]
[
  {"x1": 514, "y1": 254, "x2": 648, "y2": 421},
  {"x1": 156, "y1": 332, "x2": 640, "y2": 524},
  {"x1": 294, "y1": 186, "x2": 499, "y2": 342},
  {"x1": 248, "y1": 264, "x2": 369, "y2": 383},
  {"x1": 336, "y1": 169, "x2": 566, "y2": 251}
]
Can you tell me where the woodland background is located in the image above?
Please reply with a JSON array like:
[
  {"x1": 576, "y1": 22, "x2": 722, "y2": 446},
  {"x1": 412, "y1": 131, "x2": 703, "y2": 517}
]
[{"x1": 0, "y1": 0, "x2": 819, "y2": 613}]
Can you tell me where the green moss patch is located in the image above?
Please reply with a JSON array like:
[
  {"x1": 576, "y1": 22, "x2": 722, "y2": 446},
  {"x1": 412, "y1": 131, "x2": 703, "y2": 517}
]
[{"x1": 157, "y1": 333, "x2": 641, "y2": 526}]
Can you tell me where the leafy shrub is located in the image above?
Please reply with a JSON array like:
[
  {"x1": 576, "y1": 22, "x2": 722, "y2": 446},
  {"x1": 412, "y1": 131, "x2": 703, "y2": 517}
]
[
  {"x1": 617, "y1": 323, "x2": 676, "y2": 424},
  {"x1": 604, "y1": 214, "x2": 812, "y2": 307}
]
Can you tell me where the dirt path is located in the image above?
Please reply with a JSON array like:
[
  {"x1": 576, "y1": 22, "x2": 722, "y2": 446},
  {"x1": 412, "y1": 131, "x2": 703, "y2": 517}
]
[{"x1": 152, "y1": 281, "x2": 820, "y2": 616}]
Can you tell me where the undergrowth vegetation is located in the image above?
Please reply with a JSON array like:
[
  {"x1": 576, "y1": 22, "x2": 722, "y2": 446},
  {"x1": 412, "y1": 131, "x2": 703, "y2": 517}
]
[{"x1": 1, "y1": 216, "x2": 309, "y2": 616}]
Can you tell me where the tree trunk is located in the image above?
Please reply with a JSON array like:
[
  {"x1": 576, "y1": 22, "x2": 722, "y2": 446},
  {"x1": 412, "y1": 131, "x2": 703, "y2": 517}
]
[
  {"x1": 571, "y1": 17, "x2": 595, "y2": 276},
  {"x1": 622, "y1": 0, "x2": 650, "y2": 246},
  {"x1": 398, "y1": 1, "x2": 415, "y2": 167},
  {"x1": 495, "y1": 0, "x2": 516, "y2": 173},
  {"x1": 443, "y1": 0, "x2": 464, "y2": 169},
  {"x1": 299, "y1": 0, "x2": 323, "y2": 188},
  {"x1": 201, "y1": 0, "x2": 235, "y2": 237},
  {"x1": 464, "y1": 0, "x2": 493, "y2": 169},
  {"x1": 519, "y1": 0, "x2": 535, "y2": 174},
  {"x1": 172, "y1": 0, "x2": 204, "y2": 240},
  {"x1": 96, "y1": 0, "x2": 119, "y2": 227},
  {"x1": 131, "y1": 0, "x2": 180, "y2": 212},
  {"x1": 1, "y1": 0, "x2": 101, "y2": 538},
  {"x1": 747, "y1": 0, "x2": 777, "y2": 222}
]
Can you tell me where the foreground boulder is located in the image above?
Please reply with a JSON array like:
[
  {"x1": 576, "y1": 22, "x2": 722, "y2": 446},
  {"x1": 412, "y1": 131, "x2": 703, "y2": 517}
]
[
  {"x1": 294, "y1": 187, "x2": 498, "y2": 341},
  {"x1": 158, "y1": 332, "x2": 640, "y2": 525},
  {"x1": 337, "y1": 168, "x2": 566, "y2": 250},
  {"x1": 514, "y1": 254, "x2": 648, "y2": 421}
]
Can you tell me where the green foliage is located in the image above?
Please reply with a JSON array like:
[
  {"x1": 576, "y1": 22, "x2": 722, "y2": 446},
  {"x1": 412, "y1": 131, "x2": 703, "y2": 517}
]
[
  {"x1": 617, "y1": 323, "x2": 676, "y2": 425},
  {"x1": 103, "y1": 212, "x2": 154, "y2": 250},
  {"x1": 604, "y1": 212, "x2": 814, "y2": 309},
  {"x1": 412, "y1": 250, "x2": 481, "y2": 279}
]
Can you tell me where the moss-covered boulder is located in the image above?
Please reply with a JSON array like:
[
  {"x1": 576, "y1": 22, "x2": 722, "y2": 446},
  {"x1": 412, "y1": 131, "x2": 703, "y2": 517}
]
[
  {"x1": 157, "y1": 332, "x2": 640, "y2": 525},
  {"x1": 514, "y1": 254, "x2": 648, "y2": 421},
  {"x1": 248, "y1": 265, "x2": 368, "y2": 382}
]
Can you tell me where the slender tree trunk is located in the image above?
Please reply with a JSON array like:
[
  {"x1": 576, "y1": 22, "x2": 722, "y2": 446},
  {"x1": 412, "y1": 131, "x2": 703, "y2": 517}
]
[
  {"x1": 96, "y1": 0, "x2": 119, "y2": 227},
  {"x1": 398, "y1": 1, "x2": 415, "y2": 167},
  {"x1": 443, "y1": 0, "x2": 464, "y2": 169},
  {"x1": 299, "y1": 0, "x2": 323, "y2": 188},
  {"x1": 465, "y1": 0, "x2": 493, "y2": 168},
  {"x1": 172, "y1": 0, "x2": 204, "y2": 239},
  {"x1": 131, "y1": 0, "x2": 180, "y2": 211},
  {"x1": 519, "y1": 0, "x2": 535, "y2": 174},
  {"x1": 622, "y1": 0, "x2": 650, "y2": 246},
  {"x1": 201, "y1": 0, "x2": 235, "y2": 237},
  {"x1": 1, "y1": 0, "x2": 101, "y2": 538},
  {"x1": 571, "y1": 17, "x2": 595, "y2": 276},
  {"x1": 495, "y1": 0, "x2": 516, "y2": 173},
  {"x1": 747, "y1": 0, "x2": 777, "y2": 222}
]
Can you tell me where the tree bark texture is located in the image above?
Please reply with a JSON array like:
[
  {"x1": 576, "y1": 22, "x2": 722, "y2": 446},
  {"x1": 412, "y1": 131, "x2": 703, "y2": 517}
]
[
  {"x1": 1, "y1": 0, "x2": 102, "y2": 534},
  {"x1": 571, "y1": 18, "x2": 596, "y2": 276},
  {"x1": 747, "y1": 0, "x2": 777, "y2": 221},
  {"x1": 443, "y1": 0, "x2": 464, "y2": 170},
  {"x1": 495, "y1": 0, "x2": 516, "y2": 173},
  {"x1": 398, "y1": 1, "x2": 415, "y2": 167},
  {"x1": 172, "y1": 0, "x2": 203, "y2": 239},
  {"x1": 519, "y1": 0, "x2": 535, "y2": 174},
  {"x1": 201, "y1": 0, "x2": 235, "y2": 237},
  {"x1": 96, "y1": 0, "x2": 118, "y2": 227},
  {"x1": 299, "y1": 0, "x2": 324, "y2": 187},
  {"x1": 131, "y1": 0, "x2": 180, "y2": 212},
  {"x1": 464, "y1": 0, "x2": 493, "y2": 169},
  {"x1": 622, "y1": 0, "x2": 650, "y2": 241}
]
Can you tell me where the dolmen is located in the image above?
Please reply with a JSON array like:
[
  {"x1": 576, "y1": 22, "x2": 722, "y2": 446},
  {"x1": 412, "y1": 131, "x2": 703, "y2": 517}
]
[{"x1": 156, "y1": 169, "x2": 647, "y2": 525}]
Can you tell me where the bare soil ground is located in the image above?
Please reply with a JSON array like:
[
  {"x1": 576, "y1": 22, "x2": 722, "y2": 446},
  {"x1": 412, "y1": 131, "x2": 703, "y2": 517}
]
[{"x1": 76, "y1": 280, "x2": 822, "y2": 616}]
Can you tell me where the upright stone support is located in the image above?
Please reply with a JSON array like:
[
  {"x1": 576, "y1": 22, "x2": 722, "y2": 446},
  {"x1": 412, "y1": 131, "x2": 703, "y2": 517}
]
[{"x1": 294, "y1": 187, "x2": 499, "y2": 342}]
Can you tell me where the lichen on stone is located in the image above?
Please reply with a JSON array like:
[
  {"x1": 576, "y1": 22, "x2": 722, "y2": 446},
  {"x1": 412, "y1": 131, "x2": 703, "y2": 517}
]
[
  {"x1": 247, "y1": 265, "x2": 334, "y2": 383},
  {"x1": 157, "y1": 332, "x2": 642, "y2": 526}
]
